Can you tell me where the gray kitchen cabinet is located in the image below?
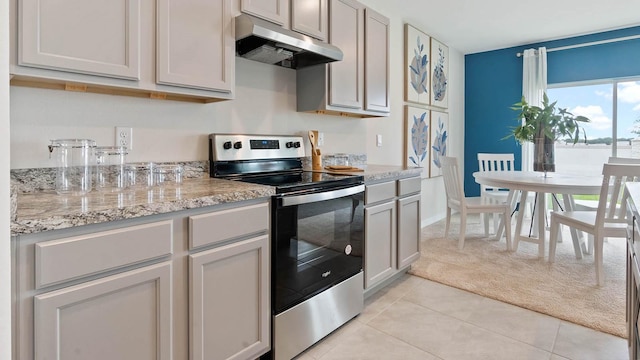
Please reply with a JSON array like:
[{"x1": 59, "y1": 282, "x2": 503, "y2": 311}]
[
  {"x1": 296, "y1": 0, "x2": 389, "y2": 118},
  {"x1": 364, "y1": 7, "x2": 390, "y2": 113},
  {"x1": 34, "y1": 262, "x2": 172, "y2": 360},
  {"x1": 291, "y1": 0, "x2": 328, "y2": 40},
  {"x1": 187, "y1": 202, "x2": 270, "y2": 360},
  {"x1": 241, "y1": 0, "x2": 289, "y2": 25},
  {"x1": 10, "y1": 0, "x2": 234, "y2": 102},
  {"x1": 17, "y1": 0, "x2": 141, "y2": 80},
  {"x1": 364, "y1": 199, "x2": 397, "y2": 289},
  {"x1": 189, "y1": 235, "x2": 270, "y2": 360},
  {"x1": 364, "y1": 176, "x2": 421, "y2": 292},
  {"x1": 12, "y1": 199, "x2": 271, "y2": 360},
  {"x1": 397, "y1": 193, "x2": 421, "y2": 269},
  {"x1": 157, "y1": 0, "x2": 234, "y2": 93},
  {"x1": 328, "y1": 0, "x2": 364, "y2": 110}
]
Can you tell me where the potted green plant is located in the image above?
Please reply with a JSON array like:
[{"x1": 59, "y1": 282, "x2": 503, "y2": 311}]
[{"x1": 506, "y1": 93, "x2": 590, "y2": 173}]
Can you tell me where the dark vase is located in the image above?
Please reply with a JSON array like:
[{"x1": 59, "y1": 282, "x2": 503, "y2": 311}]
[{"x1": 533, "y1": 135, "x2": 555, "y2": 173}]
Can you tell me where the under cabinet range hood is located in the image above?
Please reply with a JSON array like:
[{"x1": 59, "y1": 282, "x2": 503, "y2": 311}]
[{"x1": 235, "y1": 14, "x2": 343, "y2": 69}]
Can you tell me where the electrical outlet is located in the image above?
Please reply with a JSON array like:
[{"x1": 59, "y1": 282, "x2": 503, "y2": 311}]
[
  {"x1": 318, "y1": 132, "x2": 325, "y2": 146},
  {"x1": 376, "y1": 134, "x2": 382, "y2": 147},
  {"x1": 115, "y1": 127, "x2": 133, "y2": 150}
]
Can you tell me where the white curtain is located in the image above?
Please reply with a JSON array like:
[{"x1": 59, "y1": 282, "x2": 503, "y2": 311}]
[{"x1": 521, "y1": 47, "x2": 547, "y2": 171}]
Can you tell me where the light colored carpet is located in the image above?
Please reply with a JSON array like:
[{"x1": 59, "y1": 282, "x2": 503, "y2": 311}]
[{"x1": 409, "y1": 214, "x2": 626, "y2": 338}]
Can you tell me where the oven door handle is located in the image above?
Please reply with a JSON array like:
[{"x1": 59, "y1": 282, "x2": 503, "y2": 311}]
[{"x1": 281, "y1": 185, "x2": 365, "y2": 207}]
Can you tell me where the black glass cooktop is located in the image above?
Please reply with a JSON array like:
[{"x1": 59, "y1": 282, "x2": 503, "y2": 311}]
[{"x1": 236, "y1": 171, "x2": 363, "y2": 194}]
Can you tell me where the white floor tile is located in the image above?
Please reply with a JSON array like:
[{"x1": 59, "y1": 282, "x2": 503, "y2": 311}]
[
  {"x1": 293, "y1": 274, "x2": 627, "y2": 360},
  {"x1": 553, "y1": 321, "x2": 627, "y2": 360}
]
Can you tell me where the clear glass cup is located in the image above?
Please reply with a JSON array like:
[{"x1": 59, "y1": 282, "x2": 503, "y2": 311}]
[
  {"x1": 95, "y1": 146, "x2": 129, "y2": 192},
  {"x1": 125, "y1": 162, "x2": 156, "y2": 189},
  {"x1": 153, "y1": 164, "x2": 183, "y2": 186}
]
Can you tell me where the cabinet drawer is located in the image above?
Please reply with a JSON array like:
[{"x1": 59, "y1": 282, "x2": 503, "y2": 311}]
[
  {"x1": 397, "y1": 177, "x2": 421, "y2": 196},
  {"x1": 365, "y1": 181, "x2": 396, "y2": 204},
  {"x1": 189, "y1": 202, "x2": 269, "y2": 249},
  {"x1": 35, "y1": 220, "x2": 173, "y2": 289}
]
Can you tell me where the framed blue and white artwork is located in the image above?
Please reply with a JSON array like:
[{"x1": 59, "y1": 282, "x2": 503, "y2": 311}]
[
  {"x1": 405, "y1": 106, "x2": 430, "y2": 178},
  {"x1": 404, "y1": 24, "x2": 430, "y2": 106},
  {"x1": 429, "y1": 110, "x2": 449, "y2": 177},
  {"x1": 430, "y1": 38, "x2": 449, "y2": 109}
]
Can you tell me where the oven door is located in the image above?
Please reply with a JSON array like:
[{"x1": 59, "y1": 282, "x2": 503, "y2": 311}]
[{"x1": 272, "y1": 184, "x2": 365, "y2": 314}]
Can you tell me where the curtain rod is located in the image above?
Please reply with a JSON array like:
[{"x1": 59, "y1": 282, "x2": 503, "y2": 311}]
[{"x1": 515, "y1": 34, "x2": 640, "y2": 57}]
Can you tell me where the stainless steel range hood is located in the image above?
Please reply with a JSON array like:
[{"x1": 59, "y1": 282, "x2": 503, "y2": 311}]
[{"x1": 235, "y1": 14, "x2": 343, "y2": 69}]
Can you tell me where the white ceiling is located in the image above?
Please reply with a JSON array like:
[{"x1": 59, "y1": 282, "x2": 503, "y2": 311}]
[{"x1": 395, "y1": 0, "x2": 640, "y2": 54}]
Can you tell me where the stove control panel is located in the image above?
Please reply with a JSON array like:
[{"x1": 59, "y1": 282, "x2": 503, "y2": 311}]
[{"x1": 209, "y1": 134, "x2": 306, "y2": 161}]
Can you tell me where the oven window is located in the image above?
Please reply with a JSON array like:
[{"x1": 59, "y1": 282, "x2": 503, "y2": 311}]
[{"x1": 273, "y1": 193, "x2": 364, "y2": 313}]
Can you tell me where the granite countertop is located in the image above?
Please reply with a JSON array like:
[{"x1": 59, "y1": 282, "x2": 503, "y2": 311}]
[
  {"x1": 336, "y1": 164, "x2": 423, "y2": 182},
  {"x1": 11, "y1": 177, "x2": 275, "y2": 236},
  {"x1": 11, "y1": 165, "x2": 422, "y2": 236}
]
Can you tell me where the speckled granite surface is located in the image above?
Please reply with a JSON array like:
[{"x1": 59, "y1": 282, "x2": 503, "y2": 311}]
[
  {"x1": 11, "y1": 177, "x2": 274, "y2": 235},
  {"x1": 11, "y1": 162, "x2": 421, "y2": 236}
]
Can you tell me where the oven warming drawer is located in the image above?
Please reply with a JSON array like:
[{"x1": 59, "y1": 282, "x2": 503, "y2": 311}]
[{"x1": 273, "y1": 271, "x2": 363, "y2": 360}]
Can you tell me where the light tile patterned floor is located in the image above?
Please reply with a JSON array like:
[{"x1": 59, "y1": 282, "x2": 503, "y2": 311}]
[{"x1": 295, "y1": 274, "x2": 628, "y2": 360}]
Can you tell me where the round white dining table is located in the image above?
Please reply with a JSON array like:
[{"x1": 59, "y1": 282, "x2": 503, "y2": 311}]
[{"x1": 472, "y1": 171, "x2": 603, "y2": 258}]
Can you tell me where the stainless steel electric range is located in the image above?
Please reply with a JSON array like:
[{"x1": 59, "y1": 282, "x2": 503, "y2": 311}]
[{"x1": 209, "y1": 134, "x2": 364, "y2": 360}]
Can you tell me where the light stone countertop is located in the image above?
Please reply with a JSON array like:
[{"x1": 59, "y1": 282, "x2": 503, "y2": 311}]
[
  {"x1": 11, "y1": 165, "x2": 423, "y2": 236},
  {"x1": 11, "y1": 177, "x2": 275, "y2": 236}
]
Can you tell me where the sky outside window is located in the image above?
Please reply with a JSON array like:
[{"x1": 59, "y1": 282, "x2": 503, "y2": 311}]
[{"x1": 548, "y1": 80, "x2": 640, "y2": 141}]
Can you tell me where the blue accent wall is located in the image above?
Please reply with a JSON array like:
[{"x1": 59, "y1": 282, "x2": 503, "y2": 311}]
[{"x1": 464, "y1": 26, "x2": 640, "y2": 196}]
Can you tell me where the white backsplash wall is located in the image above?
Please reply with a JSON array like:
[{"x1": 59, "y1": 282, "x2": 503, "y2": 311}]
[{"x1": 10, "y1": 58, "x2": 370, "y2": 169}]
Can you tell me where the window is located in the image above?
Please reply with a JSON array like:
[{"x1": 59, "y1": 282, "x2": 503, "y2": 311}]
[{"x1": 547, "y1": 79, "x2": 640, "y2": 176}]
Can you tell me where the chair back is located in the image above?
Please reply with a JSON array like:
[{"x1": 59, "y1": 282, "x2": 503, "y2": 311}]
[
  {"x1": 477, "y1": 153, "x2": 515, "y2": 193},
  {"x1": 595, "y1": 163, "x2": 640, "y2": 227},
  {"x1": 609, "y1": 157, "x2": 640, "y2": 164},
  {"x1": 478, "y1": 153, "x2": 515, "y2": 172},
  {"x1": 441, "y1": 156, "x2": 465, "y2": 209}
]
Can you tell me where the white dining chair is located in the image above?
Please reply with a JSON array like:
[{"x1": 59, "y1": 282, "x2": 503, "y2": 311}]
[
  {"x1": 442, "y1": 156, "x2": 512, "y2": 250},
  {"x1": 477, "y1": 153, "x2": 534, "y2": 236},
  {"x1": 549, "y1": 163, "x2": 640, "y2": 286}
]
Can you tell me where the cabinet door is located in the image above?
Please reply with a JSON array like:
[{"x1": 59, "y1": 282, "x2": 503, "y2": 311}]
[
  {"x1": 34, "y1": 262, "x2": 172, "y2": 360},
  {"x1": 157, "y1": 0, "x2": 234, "y2": 92},
  {"x1": 364, "y1": 201, "x2": 396, "y2": 289},
  {"x1": 241, "y1": 0, "x2": 288, "y2": 25},
  {"x1": 291, "y1": 0, "x2": 328, "y2": 41},
  {"x1": 19, "y1": 0, "x2": 141, "y2": 80},
  {"x1": 397, "y1": 194, "x2": 421, "y2": 269},
  {"x1": 364, "y1": 8, "x2": 390, "y2": 113},
  {"x1": 189, "y1": 235, "x2": 270, "y2": 360},
  {"x1": 328, "y1": 0, "x2": 363, "y2": 110}
]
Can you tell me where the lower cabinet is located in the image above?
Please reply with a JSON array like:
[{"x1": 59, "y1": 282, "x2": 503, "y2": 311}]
[
  {"x1": 364, "y1": 200, "x2": 396, "y2": 288},
  {"x1": 397, "y1": 193, "x2": 421, "y2": 269},
  {"x1": 189, "y1": 234, "x2": 270, "y2": 360},
  {"x1": 364, "y1": 176, "x2": 421, "y2": 291},
  {"x1": 34, "y1": 262, "x2": 172, "y2": 360},
  {"x1": 12, "y1": 199, "x2": 271, "y2": 360}
]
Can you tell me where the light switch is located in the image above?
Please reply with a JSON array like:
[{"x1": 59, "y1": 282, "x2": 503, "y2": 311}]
[{"x1": 376, "y1": 134, "x2": 382, "y2": 147}]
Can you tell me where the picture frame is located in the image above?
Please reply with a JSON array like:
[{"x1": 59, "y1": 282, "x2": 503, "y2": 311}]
[
  {"x1": 404, "y1": 24, "x2": 431, "y2": 106},
  {"x1": 429, "y1": 110, "x2": 449, "y2": 177},
  {"x1": 430, "y1": 38, "x2": 449, "y2": 109},
  {"x1": 405, "y1": 106, "x2": 430, "y2": 178}
]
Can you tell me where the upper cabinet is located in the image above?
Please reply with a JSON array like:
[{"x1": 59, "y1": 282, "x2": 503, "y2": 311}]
[
  {"x1": 241, "y1": 0, "x2": 327, "y2": 41},
  {"x1": 241, "y1": 0, "x2": 289, "y2": 26},
  {"x1": 157, "y1": 0, "x2": 234, "y2": 92},
  {"x1": 328, "y1": 0, "x2": 363, "y2": 110},
  {"x1": 364, "y1": 8, "x2": 390, "y2": 113},
  {"x1": 296, "y1": 0, "x2": 390, "y2": 118},
  {"x1": 291, "y1": 0, "x2": 328, "y2": 41},
  {"x1": 18, "y1": 0, "x2": 141, "y2": 80},
  {"x1": 11, "y1": 0, "x2": 234, "y2": 103}
]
